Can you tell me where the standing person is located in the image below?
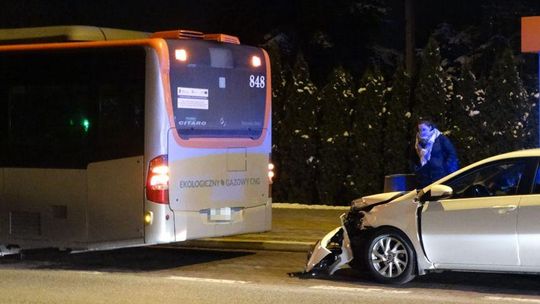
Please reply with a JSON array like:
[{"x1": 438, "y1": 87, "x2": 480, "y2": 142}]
[{"x1": 412, "y1": 120, "x2": 459, "y2": 188}]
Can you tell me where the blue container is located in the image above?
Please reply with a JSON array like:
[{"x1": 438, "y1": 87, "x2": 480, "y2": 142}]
[{"x1": 383, "y1": 174, "x2": 416, "y2": 192}]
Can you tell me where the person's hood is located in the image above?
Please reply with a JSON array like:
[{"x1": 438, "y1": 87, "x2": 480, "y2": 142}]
[{"x1": 351, "y1": 191, "x2": 406, "y2": 209}]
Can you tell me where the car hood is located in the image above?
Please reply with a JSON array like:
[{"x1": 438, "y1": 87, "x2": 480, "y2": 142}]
[{"x1": 351, "y1": 191, "x2": 406, "y2": 209}]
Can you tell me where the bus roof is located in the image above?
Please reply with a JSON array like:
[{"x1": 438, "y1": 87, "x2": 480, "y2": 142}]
[{"x1": 0, "y1": 25, "x2": 150, "y2": 44}]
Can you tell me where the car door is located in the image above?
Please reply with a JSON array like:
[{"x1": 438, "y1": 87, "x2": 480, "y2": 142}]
[
  {"x1": 517, "y1": 159, "x2": 540, "y2": 267},
  {"x1": 421, "y1": 159, "x2": 531, "y2": 268}
]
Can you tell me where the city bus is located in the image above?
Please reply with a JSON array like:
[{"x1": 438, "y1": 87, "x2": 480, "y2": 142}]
[{"x1": 0, "y1": 25, "x2": 272, "y2": 254}]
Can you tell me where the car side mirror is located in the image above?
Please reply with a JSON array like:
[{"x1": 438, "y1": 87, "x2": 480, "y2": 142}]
[{"x1": 418, "y1": 184, "x2": 453, "y2": 202}]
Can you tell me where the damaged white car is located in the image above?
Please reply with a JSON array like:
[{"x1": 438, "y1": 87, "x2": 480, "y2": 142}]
[{"x1": 305, "y1": 149, "x2": 540, "y2": 284}]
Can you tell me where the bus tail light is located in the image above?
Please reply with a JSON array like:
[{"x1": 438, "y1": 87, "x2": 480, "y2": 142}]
[
  {"x1": 268, "y1": 162, "x2": 275, "y2": 183},
  {"x1": 175, "y1": 49, "x2": 188, "y2": 62},
  {"x1": 144, "y1": 211, "x2": 153, "y2": 225},
  {"x1": 268, "y1": 160, "x2": 274, "y2": 199},
  {"x1": 251, "y1": 55, "x2": 261, "y2": 67},
  {"x1": 146, "y1": 155, "x2": 169, "y2": 204}
]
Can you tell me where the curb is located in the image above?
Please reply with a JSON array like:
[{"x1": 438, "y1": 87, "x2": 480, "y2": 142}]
[{"x1": 175, "y1": 238, "x2": 314, "y2": 252}]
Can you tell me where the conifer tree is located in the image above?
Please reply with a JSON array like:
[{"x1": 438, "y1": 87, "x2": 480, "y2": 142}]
[
  {"x1": 524, "y1": 90, "x2": 539, "y2": 148},
  {"x1": 349, "y1": 67, "x2": 386, "y2": 198},
  {"x1": 450, "y1": 63, "x2": 486, "y2": 165},
  {"x1": 413, "y1": 36, "x2": 452, "y2": 129},
  {"x1": 317, "y1": 66, "x2": 355, "y2": 204},
  {"x1": 482, "y1": 48, "x2": 531, "y2": 155},
  {"x1": 278, "y1": 53, "x2": 318, "y2": 203},
  {"x1": 265, "y1": 43, "x2": 291, "y2": 201},
  {"x1": 382, "y1": 64, "x2": 412, "y2": 176}
]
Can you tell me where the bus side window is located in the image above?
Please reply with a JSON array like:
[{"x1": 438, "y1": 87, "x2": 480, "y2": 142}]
[
  {"x1": 96, "y1": 84, "x2": 144, "y2": 161},
  {"x1": 92, "y1": 48, "x2": 145, "y2": 162},
  {"x1": 0, "y1": 47, "x2": 145, "y2": 168},
  {"x1": 6, "y1": 84, "x2": 94, "y2": 168}
]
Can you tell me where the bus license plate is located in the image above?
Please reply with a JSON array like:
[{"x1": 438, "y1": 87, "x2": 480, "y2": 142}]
[{"x1": 209, "y1": 207, "x2": 232, "y2": 221}]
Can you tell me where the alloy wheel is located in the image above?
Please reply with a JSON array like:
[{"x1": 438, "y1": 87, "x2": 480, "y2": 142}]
[{"x1": 370, "y1": 235, "x2": 409, "y2": 278}]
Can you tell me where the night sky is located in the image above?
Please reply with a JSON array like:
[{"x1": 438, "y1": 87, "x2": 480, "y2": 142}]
[
  {"x1": 2, "y1": 1, "x2": 540, "y2": 82},
  {"x1": 2, "y1": 1, "x2": 534, "y2": 44}
]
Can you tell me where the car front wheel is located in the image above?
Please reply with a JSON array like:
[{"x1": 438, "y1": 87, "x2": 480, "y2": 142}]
[{"x1": 364, "y1": 228, "x2": 416, "y2": 284}]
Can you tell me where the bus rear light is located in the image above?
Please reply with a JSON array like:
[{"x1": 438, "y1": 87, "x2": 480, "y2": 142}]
[
  {"x1": 175, "y1": 49, "x2": 188, "y2": 61},
  {"x1": 146, "y1": 155, "x2": 169, "y2": 204},
  {"x1": 144, "y1": 211, "x2": 153, "y2": 225},
  {"x1": 268, "y1": 163, "x2": 275, "y2": 183},
  {"x1": 149, "y1": 174, "x2": 169, "y2": 189},
  {"x1": 251, "y1": 55, "x2": 261, "y2": 67},
  {"x1": 268, "y1": 160, "x2": 274, "y2": 198}
]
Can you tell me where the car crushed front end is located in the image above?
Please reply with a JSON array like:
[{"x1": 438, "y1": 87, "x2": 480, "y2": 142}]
[
  {"x1": 303, "y1": 191, "x2": 407, "y2": 276},
  {"x1": 305, "y1": 214, "x2": 353, "y2": 275}
]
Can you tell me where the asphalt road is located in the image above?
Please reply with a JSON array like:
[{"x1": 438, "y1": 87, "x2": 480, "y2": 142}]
[{"x1": 2, "y1": 247, "x2": 540, "y2": 304}]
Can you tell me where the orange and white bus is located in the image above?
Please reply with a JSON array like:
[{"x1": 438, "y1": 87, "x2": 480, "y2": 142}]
[{"x1": 0, "y1": 25, "x2": 272, "y2": 254}]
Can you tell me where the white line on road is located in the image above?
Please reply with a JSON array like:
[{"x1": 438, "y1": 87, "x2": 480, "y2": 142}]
[
  {"x1": 168, "y1": 276, "x2": 249, "y2": 285},
  {"x1": 198, "y1": 239, "x2": 314, "y2": 246},
  {"x1": 309, "y1": 285, "x2": 411, "y2": 294},
  {"x1": 273, "y1": 203, "x2": 349, "y2": 210},
  {"x1": 485, "y1": 296, "x2": 540, "y2": 303},
  {"x1": 75, "y1": 271, "x2": 103, "y2": 275}
]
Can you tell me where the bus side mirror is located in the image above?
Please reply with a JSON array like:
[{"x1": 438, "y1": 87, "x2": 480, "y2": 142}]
[{"x1": 418, "y1": 184, "x2": 453, "y2": 202}]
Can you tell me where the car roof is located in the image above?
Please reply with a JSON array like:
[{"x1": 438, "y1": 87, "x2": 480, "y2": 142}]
[
  {"x1": 432, "y1": 148, "x2": 540, "y2": 187},
  {"x1": 484, "y1": 148, "x2": 540, "y2": 161}
]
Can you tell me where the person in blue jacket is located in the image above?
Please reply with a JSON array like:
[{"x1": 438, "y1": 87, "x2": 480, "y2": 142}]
[{"x1": 412, "y1": 120, "x2": 459, "y2": 188}]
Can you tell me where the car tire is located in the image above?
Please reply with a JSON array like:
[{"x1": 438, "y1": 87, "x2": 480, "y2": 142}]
[
  {"x1": 349, "y1": 234, "x2": 368, "y2": 272},
  {"x1": 363, "y1": 228, "x2": 416, "y2": 284}
]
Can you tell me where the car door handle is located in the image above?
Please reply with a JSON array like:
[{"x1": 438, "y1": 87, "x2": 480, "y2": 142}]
[{"x1": 492, "y1": 205, "x2": 517, "y2": 214}]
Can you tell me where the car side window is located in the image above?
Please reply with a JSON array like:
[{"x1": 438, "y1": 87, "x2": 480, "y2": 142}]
[
  {"x1": 446, "y1": 161, "x2": 526, "y2": 199},
  {"x1": 532, "y1": 165, "x2": 540, "y2": 194}
]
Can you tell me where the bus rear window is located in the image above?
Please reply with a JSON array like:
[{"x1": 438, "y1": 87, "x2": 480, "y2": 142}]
[{"x1": 167, "y1": 40, "x2": 267, "y2": 139}]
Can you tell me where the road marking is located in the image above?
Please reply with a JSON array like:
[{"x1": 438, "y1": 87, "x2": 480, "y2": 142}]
[
  {"x1": 485, "y1": 296, "x2": 540, "y2": 303},
  {"x1": 192, "y1": 239, "x2": 313, "y2": 246},
  {"x1": 273, "y1": 203, "x2": 349, "y2": 210},
  {"x1": 309, "y1": 285, "x2": 411, "y2": 294},
  {"x1": 75, "y1": 271, "x2": 103, "y2": 275},
  {"x1": 168, "y1": 276, "x2": 249, "y2": 285}
]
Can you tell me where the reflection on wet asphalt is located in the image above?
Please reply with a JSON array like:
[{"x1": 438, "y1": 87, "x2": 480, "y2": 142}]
[{"x1": 0, "y1": 246, "x2": 253, "y2": 272}]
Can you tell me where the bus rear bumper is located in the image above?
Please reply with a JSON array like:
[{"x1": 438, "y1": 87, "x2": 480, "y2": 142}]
[
  {"x1": 144, "y1": 201, "x2": 176, "y2": 245},
  {"x1": 173, "y1": 200, "x2": 272, "y2": 241}
]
